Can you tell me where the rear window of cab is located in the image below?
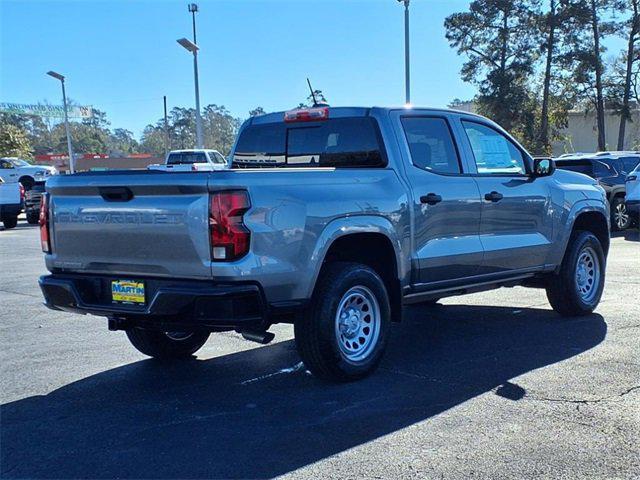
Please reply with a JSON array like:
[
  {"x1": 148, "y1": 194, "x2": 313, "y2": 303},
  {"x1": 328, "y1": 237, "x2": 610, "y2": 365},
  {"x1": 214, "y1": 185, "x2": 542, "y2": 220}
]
[{"x1": 232, "y1": 117, "x2": 387, "y2": 168}]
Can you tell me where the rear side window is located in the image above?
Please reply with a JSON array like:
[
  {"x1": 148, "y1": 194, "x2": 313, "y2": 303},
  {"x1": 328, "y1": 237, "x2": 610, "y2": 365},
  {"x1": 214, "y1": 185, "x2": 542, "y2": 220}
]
[
  {"x1": 401, "y1": 117, "x2": 461, "y2": 174},
  {"x1": 234, "y1": 124, "x2": 286, "y2": 166},
  {"x1": 462, "y1": 121, "x2": 527, "y2": 175},
  {"x1": 593, "y1": 160, "x2": 612, "y2": 177},
  {"x1": 232, "y1": 117, "x2": 386, "y2": 168},
  {"x1": 167, "y1": 152, "x2": 207, "y2": 165}
]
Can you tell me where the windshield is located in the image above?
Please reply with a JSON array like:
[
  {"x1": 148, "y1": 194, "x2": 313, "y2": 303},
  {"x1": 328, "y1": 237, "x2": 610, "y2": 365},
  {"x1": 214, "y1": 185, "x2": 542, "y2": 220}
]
[{"x1": 9, "y1": 159, "x2": 30, "y2": 167}]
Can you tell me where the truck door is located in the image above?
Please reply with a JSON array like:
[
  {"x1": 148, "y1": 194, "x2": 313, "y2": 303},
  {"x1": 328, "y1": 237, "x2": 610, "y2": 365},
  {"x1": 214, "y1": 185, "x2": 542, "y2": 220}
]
[
  {"x1": 455, "y1": 119, "x2": 553, "y2": 273},
  {"x1": 392, "y1": 111, "x2": 483, "y2": 285}
]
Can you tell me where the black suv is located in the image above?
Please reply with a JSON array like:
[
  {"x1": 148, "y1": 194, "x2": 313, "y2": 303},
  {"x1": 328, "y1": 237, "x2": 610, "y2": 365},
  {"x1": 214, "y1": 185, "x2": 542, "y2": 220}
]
[{"x1": 555, "y1": 153, "x2": 640, "y2": 230}]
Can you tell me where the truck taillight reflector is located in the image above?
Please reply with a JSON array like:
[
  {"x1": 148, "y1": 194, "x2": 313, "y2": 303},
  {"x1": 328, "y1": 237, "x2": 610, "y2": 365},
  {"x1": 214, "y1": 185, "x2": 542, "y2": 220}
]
[
  {"x1": 209, "y1": 191, "x2": 251, "y2": 261},
  {"x1": 284, "y1": 107, "x2": 329, "y2": 123},
  {"x1": 39, "y1": 193, "x2": 51, "y2": 253}
]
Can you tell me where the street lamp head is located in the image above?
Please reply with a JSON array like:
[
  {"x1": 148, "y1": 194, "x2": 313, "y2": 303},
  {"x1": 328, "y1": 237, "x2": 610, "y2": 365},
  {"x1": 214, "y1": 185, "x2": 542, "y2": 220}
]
[
  {"x1": 188, "y1": 3, "x2": 198, "y2": 13},
  {"x1": 177, "y1": 37, "x2": 199, "y2": 53},
  {"x1": 397, "y1": 0, "x2": 410, "y2": 5},
  {"x1": 46, "y1": 70, "x2": 65, "y2": 82}
]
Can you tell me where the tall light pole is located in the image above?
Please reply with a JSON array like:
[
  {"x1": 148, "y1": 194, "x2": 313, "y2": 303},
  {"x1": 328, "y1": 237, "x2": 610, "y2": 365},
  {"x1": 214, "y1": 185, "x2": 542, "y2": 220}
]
[
  {"x1": 397, "y1": 0, "x2": 411, "y2": 105},
  {"x1": 177, "y1": 3, "x2": 203, "y2": 148},
  {"x1": 46, "y1": 70, "x2": 75, "y2": 173}
]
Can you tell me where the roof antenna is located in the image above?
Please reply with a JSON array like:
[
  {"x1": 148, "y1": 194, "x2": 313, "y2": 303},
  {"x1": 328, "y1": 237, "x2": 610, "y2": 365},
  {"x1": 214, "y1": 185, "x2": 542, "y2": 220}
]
[{"x1": 307, "y1": 78, "x2": 319, "y2": 107}]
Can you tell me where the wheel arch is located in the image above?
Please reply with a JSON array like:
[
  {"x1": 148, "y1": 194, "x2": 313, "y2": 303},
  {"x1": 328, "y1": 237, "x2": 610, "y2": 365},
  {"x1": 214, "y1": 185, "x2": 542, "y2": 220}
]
[
  {"x1": 308, "y1": 216, "x2": 407, "y2": 322},
  {"x1": 554, "y1": 204, "x2": 610, "y2": 272},
  {"x1": 18, "y1": 175, "x2": 34, "y2": 187}
]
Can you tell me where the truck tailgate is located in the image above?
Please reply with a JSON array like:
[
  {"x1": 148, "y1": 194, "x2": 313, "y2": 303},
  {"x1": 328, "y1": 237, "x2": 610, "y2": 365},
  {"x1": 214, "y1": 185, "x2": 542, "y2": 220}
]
[{"x1": 46, "y1": 172, "x2": 211, "y2": 279}]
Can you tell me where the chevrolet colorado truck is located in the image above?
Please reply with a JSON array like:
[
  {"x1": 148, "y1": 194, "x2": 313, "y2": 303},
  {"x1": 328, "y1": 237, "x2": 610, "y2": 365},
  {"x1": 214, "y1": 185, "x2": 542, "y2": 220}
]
[{"x1": 39, "y1": 106, "x2": 610, "y2": 381}]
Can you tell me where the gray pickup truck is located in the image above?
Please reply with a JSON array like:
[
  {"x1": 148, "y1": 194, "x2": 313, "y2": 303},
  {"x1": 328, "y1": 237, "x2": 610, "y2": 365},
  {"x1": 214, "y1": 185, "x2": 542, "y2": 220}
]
[{"x1": 39, "y1": 106, "x2": 610, "y2": 381}]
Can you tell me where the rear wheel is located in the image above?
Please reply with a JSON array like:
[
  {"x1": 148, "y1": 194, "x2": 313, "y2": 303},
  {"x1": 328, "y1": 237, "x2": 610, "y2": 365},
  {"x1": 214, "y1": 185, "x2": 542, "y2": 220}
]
[
  {"x1": 546, "y1": 231, "x2": 605, "y2": 317},
  {"x1": 611, "y1": 196, "x2": 630, "y2": 231},
  {"x1": 26, "y1": 211, "x2": 39, "y2": 225},
  {"x1": 125, "y1": 328, "x2": 210, "y2": 359},
  {"x1": 2, "y1": 217, "x2": 18, "y2": 229},
  {"x1": 295, "y1": 262, "x2": 390, "y2": 382}
]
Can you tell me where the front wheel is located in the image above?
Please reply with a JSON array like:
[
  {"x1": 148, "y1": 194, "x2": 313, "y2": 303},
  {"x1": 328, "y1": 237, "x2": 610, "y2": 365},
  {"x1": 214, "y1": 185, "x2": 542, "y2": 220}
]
[
  {"x1": 611, "y1": 196, "x2": 630, "y2": 231},
  {"x1": 125, "y1": 328, "x2": 210, "y2": 359},
  {"x1": 546, "y1": 231, "x2": 605, "y2": 317},
  {"x1": 295, "y1": 262, "x2": 390, "y2": 382}
]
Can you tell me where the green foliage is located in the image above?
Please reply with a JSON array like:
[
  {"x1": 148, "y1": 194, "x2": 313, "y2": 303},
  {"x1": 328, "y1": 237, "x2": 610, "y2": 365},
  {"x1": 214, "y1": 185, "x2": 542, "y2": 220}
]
[
  {"x1": 249, "y1": 106, "x2": 266, "y2": 117},
  {"x1": 140, "y1": 104, "x2": 241, "y2": 156},
  {"x1": 445, "y1": 0, "x2": 540, "y2": 146},
  {"x1": 109, "y1": 128, "x2": 139, "y2": 156},
  {"x1": 0, "y1": 122, "x2": 32, "y2": 158}
]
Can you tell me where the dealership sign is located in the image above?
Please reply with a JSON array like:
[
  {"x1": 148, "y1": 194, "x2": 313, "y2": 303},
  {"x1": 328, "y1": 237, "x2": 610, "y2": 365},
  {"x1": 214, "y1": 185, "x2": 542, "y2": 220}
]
[{"x1": 0, "y1": 102, "x2": 93, "y2": 118}]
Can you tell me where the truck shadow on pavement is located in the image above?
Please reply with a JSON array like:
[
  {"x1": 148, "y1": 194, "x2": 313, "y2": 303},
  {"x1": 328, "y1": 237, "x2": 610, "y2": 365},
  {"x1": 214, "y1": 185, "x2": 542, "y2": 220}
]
[{"x1": 1, "y1": 304, "x2": 606, "y2": 479}]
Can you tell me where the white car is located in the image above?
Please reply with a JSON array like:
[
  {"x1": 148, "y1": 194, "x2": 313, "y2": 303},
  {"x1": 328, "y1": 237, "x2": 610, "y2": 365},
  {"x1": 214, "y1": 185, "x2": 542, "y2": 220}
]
[
  {"x1": 147, "y1": 149, "x2": 228, "y2": 172},
  {"x1": 625, "y1": 163, "x2": 640, "y2": 224},
  {"x1": 0, "y1": 157, "x2": 57, "y2": 189},
  {"x1": 0, "y1": 175, "x2": 24, "y2": 229}
]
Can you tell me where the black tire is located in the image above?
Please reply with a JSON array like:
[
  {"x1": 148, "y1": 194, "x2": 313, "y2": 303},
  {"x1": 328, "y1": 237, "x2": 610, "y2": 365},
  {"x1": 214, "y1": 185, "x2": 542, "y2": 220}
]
[
  {"x1": 125, "y1": 328, "x2": 210, "y2": 359},
  {"x1": 2, "y1": 217, "x2": 18, "y2": 229},
  {"x1": 295, "y1": 262, "x2": 391, "y2": 382},
  {"x1": 26, "y1": 211, "x2": 39, "y2": 225},
  {"x1": 546, "y1": 231, "x2": 605, "y2": 317},
  {"x1": 611, "y1": 196, "x2": 631, "y2": 231}
]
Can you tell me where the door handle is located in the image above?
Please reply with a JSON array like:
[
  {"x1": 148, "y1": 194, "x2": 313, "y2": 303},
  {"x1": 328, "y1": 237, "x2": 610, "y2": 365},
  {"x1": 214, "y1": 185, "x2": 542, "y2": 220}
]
[
  {"x1": 484, "y1": 191, "x2": 504, "y2": 202},
  {"x1": 420, "y1": 193, "x2": 442, "y2": 205}
]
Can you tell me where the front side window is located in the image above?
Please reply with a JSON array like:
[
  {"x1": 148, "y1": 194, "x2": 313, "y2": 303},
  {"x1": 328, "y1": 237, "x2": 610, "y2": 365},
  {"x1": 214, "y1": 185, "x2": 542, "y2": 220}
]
[
  {"x1": 621, "y1": 156, "x2": 640, "y2": 173},
  {"x1": 462, "y1": 121, "x2": 527, "y2": 175},
  {"x1": 401, "y1": 117, "x2": 461, "y2": 174},
  {"x1": 213, "y1": 152, "x2": 227, "y2": 164}
]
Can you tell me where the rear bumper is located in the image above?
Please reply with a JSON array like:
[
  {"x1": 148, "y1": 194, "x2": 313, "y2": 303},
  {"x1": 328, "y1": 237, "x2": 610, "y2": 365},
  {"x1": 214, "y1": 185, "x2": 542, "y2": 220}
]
[{"x1": 39, "y1": 274, "x2": 267, "y2": 331}]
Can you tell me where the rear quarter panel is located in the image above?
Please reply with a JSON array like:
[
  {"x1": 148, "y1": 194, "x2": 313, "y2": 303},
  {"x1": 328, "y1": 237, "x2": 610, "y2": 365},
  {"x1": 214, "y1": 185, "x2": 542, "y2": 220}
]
[{"x1": 207, "y1": 168, "x2": 409, "y2": 303}]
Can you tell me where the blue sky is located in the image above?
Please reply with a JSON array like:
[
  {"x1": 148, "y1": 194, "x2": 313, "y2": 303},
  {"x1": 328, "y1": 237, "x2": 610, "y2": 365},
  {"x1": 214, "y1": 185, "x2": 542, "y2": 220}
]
[{"x1": 0, "y1": 0, "x2": 627, "y2": 139}]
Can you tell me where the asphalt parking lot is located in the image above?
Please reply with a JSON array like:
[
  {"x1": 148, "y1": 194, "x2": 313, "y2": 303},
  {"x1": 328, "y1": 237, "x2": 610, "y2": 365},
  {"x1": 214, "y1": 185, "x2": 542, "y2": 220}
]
[{"x1": 1, "y1": 216, "x2": 639, "y2": 479}]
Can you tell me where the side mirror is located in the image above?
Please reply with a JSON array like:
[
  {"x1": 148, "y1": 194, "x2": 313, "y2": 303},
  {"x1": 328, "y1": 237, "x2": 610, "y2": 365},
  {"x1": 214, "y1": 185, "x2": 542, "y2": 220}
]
[{"x1": 533, "y1": 157, "x2": 555, "y2": 177}]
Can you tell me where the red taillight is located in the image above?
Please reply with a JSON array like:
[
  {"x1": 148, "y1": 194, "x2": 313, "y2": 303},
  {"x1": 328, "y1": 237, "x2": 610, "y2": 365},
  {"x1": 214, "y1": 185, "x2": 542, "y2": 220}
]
[
  {"x1": 19, "y1": 183, "x2": 25, "y2": 201},
  {"x1": 209, "y1": 191, "x2": 251, "y2": 261},
  {"x1": 284, "y1": 107, "x2": 329, "y2": 123},
  {"x1": 39, "y1": 193, "x2": 51, "y2": 253}
]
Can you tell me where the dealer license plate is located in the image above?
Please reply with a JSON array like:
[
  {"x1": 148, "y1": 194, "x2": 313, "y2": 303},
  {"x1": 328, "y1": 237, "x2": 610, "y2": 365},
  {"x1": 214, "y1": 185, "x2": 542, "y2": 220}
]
[{"x1": 111, "y1": 280, "x2": 145, "y2": 304}]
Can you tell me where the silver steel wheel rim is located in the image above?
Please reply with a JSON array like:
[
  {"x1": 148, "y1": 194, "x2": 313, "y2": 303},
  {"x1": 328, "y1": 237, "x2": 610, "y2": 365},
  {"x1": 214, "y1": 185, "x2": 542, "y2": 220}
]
[
  {"x1": 575, "y1": 246, "x2": 600, "y2": 303},
  {"x1": 165, "y1": 331, "x2": 193, "y2": 341},
  {"x1": 334, "y1": 285, "x2": 381, "y2": 363},
  {"x1": 615, "y1": 202, "x2": 629, "y2": 229}
]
